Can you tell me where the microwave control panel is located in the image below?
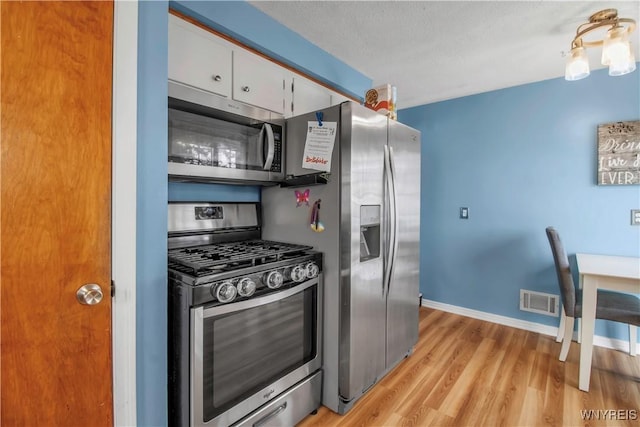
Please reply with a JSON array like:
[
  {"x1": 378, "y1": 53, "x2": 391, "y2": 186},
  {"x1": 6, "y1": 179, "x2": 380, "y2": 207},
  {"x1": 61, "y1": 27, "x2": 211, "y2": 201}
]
[{"x1": 271, "y1": 131, "x2": 282, "y2": 172}]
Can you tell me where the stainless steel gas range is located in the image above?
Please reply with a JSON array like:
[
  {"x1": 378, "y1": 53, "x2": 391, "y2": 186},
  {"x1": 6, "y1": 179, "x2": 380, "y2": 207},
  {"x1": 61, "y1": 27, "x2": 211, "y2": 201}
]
[{"x1": 168, "y1": 202, "x2": 322, "y2": 427}]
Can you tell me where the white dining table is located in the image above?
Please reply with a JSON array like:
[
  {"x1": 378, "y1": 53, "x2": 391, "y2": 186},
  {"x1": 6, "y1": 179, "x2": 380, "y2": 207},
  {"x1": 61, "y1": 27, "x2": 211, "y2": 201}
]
[{"x1": 575, "y1": 253, "x2": 640, "y2": 391}]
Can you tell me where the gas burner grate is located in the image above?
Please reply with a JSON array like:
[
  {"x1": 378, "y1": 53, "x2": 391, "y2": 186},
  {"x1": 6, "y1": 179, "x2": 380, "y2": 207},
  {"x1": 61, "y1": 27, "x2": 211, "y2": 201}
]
[{"x1": 168, "y1": 239, "x2": 313, "y2": 274}]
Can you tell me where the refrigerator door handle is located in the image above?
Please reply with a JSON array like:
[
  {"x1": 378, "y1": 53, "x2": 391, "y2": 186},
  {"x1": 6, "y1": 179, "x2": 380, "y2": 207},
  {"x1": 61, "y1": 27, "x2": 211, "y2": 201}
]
[
  {"x1": 383, "y1": 145, "x2": 397, "y2": 296},
  {"x1": 388, "y1": 145, "x2": 399, "y2": 294},
  {"x1": 262, "y1": 123, "x2": 275, "y2": 171}
]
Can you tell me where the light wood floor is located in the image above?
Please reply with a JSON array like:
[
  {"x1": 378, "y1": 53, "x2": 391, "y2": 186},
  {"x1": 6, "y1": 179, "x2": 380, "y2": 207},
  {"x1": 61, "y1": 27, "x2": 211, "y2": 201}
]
[{"x1": 299, "y1": 307, "x2": 640, "y2": 426}]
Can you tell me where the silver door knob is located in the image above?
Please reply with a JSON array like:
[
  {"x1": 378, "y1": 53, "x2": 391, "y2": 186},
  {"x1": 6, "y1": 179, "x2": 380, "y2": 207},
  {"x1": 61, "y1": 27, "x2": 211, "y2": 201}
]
[
  {"x1": 241, "y1": 86, "x2": 250, "y2": 92},
  {"x1": 212, "y1": 74, "x2": 222, "y2": 82},
  {"x1": 76, "y1": 283, "x2": 103, "y2": 305}
]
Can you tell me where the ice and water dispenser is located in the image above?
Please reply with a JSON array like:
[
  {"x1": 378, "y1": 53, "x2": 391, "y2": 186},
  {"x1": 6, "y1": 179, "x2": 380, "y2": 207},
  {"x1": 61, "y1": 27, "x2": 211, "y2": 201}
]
[{"x1": 360, "y1": 205, "x2": 381, "y2": 262}]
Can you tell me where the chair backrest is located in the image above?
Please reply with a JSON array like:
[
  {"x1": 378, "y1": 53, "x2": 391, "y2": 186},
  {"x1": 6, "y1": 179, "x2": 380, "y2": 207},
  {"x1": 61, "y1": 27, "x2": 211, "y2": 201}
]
[{"x1": 545, "y1": 227, "x2": 577, "y2": 317}]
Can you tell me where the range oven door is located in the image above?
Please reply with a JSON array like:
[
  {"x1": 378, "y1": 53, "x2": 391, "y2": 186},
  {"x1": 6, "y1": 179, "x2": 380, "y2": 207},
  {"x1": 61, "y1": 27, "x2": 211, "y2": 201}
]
[
  {"x1": 168, "y1": 82, "x2": 285, "y2": 184},
  {"x1": 191, "y1": 278, "x2": 322, "y2": 427}
]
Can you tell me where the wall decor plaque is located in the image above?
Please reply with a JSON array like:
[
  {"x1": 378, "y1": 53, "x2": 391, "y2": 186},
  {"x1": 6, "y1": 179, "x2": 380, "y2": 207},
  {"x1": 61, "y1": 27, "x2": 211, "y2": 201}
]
[{"x1": 597, "y1": 120, "x2": 640, "y2": 185}]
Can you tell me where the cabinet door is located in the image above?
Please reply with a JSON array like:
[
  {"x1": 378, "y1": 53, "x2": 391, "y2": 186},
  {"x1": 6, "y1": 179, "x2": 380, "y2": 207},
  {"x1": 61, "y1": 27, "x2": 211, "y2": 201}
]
[
  {"x1": 233, "y1": 50, "x2": 285, "y2": 114},
  {"x1": 330, "y1": 91, "x2": 352, "y2": 106},
  {"x1": 168, "y1": 15, "x2": 232, "y2": 98},
  {"x1": 290, "y1": 77, "x2": 332, "y2": 117}
]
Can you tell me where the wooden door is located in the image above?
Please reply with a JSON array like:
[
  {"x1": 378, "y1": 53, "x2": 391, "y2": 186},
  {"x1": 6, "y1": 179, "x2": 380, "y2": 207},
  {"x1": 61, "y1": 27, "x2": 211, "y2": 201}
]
[{"x1": 1, "y1": 2, "x2": 114, "y2": 426}]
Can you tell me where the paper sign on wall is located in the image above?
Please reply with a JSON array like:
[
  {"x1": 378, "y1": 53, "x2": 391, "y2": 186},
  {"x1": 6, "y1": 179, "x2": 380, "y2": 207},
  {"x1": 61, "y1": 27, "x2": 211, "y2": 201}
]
[{"x1": 302, "y1": 121, "x2": 337, "y2": 172}]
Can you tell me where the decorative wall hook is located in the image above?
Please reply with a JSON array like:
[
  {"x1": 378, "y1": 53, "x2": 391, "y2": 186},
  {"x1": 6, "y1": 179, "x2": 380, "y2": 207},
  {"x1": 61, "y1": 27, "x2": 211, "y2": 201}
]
[{"x1": 310, "y1": 199, "x2": 324, "y2": 232}]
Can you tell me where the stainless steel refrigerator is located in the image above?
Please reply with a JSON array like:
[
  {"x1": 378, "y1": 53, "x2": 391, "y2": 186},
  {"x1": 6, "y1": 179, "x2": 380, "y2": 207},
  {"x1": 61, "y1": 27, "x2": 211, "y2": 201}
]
[{"x1": 261, "y1": 101, "x2": 421, "y2": 414}]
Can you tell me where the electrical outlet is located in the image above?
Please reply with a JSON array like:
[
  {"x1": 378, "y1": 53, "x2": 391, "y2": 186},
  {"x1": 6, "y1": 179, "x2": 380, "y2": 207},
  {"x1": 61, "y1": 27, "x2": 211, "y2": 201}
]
[
  {"x1": 460, "y1": 207, "x2": 469, "y2": 219},
  {"x1": 631, "y1": 209, "x2": 640, "y2": 225}
]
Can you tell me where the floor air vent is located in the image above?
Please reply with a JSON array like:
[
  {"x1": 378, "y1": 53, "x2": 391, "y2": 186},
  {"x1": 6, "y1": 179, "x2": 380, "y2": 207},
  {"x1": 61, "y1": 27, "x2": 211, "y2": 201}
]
[{"x1": 520, "y1": 290, "x2": 559, "y2": 317}]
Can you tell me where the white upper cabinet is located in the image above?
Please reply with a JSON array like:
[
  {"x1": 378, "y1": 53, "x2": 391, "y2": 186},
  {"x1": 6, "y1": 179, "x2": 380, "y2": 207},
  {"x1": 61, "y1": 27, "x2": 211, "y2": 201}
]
[
  {"x1": 287, "y1": 76, "x2": 332, "y2": 118},
  {"x1": 168, "y1": 15, "x2": 232, "y2": 98},
  {"x1": 233, "y1": 50, "x2": 285, "y2": 114},
  {"x1": 168, "y1": 14, "x2": 353, "y2": 117},
  {"x1": 330, "y1": 91, "x2": 351, "y2": 107}
]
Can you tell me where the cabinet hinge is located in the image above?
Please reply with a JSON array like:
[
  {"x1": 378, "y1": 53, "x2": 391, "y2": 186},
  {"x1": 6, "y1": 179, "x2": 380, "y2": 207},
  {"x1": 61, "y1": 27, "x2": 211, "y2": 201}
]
[
  {"x1": 290, "y1": 81, "x2": 294, "y2": 113},
  {"x1": 111, "y1": 280, "x2": 116, "y2": 298}
]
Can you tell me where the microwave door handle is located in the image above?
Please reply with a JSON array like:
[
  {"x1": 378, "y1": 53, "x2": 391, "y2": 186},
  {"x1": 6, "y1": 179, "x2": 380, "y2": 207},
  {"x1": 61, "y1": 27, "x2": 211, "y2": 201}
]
[
  {"x1": 257, "y1": 125, "x2": 265, "y2": 167},
  {"x1": 262, "y1": 123, "x2": 275, "y2": 171}
]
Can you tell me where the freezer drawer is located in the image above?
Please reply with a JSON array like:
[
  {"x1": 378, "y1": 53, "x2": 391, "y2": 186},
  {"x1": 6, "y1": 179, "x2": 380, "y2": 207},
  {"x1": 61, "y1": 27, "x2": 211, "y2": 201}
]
[{"x1": 232, "y1": 370, "x2": 322, "y2": 427}]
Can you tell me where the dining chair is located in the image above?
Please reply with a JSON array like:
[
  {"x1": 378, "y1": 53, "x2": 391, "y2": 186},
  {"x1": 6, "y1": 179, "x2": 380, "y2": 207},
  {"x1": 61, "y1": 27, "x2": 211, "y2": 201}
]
[{"x1": 545, "y1": 227, "x2": 640, "y2": 361}]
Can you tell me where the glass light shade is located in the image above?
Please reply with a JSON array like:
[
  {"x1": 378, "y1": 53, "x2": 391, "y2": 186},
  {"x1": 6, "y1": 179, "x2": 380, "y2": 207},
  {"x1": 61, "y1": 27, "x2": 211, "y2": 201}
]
[
  {"x1": 565, "y1": 46, "x2": 590, "y2": 81},
  {"x1": 601, "y1": 26, "x2": 631, "y2": 66},
  {"x1": 609, "y1": 50, "x2": 636, "y2": 76}
]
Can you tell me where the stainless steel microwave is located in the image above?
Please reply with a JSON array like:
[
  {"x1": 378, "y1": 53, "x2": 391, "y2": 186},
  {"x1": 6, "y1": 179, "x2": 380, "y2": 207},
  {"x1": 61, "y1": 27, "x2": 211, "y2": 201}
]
[{"x1": 168, "y1": 82, "x2": 285, "y2": 184}]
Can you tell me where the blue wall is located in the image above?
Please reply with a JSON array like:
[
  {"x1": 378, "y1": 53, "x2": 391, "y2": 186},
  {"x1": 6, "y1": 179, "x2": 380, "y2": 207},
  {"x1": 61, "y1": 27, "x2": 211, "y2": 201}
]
[
  {"x1": 137, "y1": 1, "x2": 370, "y2": 425},
  {"x1": 400, "y1": 68, "x2": 640, "y2": 342},
  {"x1": 168, "y1": 182, "x2": 260, "y2": 202},
  {"x1": 137, "y1": 2, "x2": 168, "y2": 426}
]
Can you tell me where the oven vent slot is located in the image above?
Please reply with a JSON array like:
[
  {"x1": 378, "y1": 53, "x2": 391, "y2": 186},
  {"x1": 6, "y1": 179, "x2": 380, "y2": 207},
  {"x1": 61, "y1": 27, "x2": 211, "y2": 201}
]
[{"x1": 520, "y1": 289, "x2": 559, "y2": 317}]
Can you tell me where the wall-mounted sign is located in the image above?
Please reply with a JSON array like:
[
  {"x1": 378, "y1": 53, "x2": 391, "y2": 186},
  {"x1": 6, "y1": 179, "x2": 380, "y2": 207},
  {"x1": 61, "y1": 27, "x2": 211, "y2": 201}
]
[{"x1": 597, "y1": 120, "x2": 640, "y2": 185}]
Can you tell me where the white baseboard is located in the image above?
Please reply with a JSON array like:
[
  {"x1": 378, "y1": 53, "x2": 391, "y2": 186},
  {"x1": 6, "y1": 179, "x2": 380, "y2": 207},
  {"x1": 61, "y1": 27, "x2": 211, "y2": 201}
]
[{"x1": 422, "y1": 299, "x2": 635, "y2": 353}]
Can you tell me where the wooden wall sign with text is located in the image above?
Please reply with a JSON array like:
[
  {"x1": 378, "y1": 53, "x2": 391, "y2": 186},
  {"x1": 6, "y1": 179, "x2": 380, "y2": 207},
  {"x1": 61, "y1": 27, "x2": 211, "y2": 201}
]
[{"x1": 597, "y1": 120, "x2": 640, "y2": 185}]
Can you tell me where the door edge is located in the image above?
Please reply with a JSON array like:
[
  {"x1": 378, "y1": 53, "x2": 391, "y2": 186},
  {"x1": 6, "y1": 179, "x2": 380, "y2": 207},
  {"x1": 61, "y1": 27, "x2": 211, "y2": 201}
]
[{"x1": 112, "y1": 1, "x2": 139, "y2": 426}]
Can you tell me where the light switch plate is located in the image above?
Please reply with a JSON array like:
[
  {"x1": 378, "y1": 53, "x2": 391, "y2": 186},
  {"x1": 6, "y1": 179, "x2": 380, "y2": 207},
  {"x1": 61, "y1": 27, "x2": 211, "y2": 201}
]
[
  {"x1": 460, "y1": 207, "x2": 469, "y2": 219},
  {"x1": 631, "y1": 209, "x2": 640, "y2": 225}
]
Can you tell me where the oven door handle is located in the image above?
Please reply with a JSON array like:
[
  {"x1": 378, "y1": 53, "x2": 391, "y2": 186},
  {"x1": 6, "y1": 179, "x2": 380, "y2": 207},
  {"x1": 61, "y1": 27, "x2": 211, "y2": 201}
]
[{"x1": 201, "y1": 277, "x2": 318, "y2": 318}]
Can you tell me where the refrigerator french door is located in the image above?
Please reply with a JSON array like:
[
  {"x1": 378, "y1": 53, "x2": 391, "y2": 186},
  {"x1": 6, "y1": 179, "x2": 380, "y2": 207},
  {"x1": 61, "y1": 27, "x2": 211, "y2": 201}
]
[
  {"x1": 339, "y1": 104, "x2": 387, "y2": 404},
  {"x1": 385, "y1": 120, "x2": 421, "y2": 367},
  {"x1": 261, "y1": 101, "x2": 421, "y2": 414}
]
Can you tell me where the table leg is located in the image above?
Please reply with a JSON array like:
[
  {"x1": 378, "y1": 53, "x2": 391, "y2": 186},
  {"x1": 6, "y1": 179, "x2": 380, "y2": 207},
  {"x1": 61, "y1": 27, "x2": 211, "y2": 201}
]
[
  {"x1": 556, "y1": 307, "x2": 566, "y2": 343},
  {"x1": 579, "y1": 275, "x2": 598, "y2": 391}
]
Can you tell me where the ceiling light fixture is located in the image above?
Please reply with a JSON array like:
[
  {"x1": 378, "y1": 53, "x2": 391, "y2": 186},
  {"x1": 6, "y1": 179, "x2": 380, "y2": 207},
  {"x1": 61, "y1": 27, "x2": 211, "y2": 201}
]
[{"x1": 565, "y1": 8, "x2": 636, "y2": 81}]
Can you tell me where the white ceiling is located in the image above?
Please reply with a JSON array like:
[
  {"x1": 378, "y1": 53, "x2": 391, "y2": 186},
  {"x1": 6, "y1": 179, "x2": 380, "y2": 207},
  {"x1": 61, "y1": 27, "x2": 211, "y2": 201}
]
[{"x1": 249, "y1": 0, "x2": 640, "y2": 108}]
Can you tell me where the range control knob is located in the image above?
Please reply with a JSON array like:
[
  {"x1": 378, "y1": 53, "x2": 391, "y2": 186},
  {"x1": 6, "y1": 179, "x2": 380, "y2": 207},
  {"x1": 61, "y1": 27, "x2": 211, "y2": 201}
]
[
  {"x1": 265, "y1": 271, "x2": 284, "y2": 289},
  {"x1": 213, "y1": 281, "x2": 237, "y2": 303},
  {"x1": 290, "y1": 265, "x2": 307, "y2": 283},
  {"x1": 237, "y1": 277, "x2": 256, "y2": 297},
  {"x1": 305, "y1": 262, "x2": 320, "y2": 279}
]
